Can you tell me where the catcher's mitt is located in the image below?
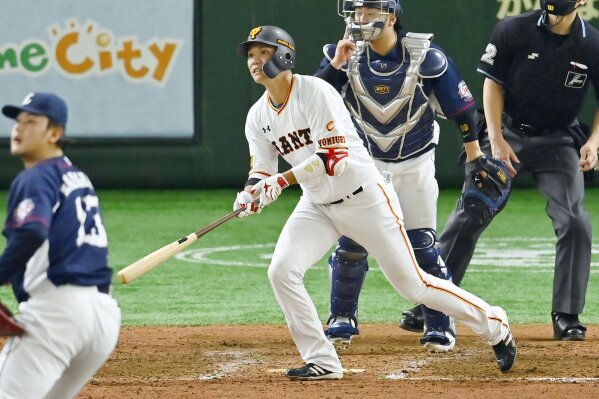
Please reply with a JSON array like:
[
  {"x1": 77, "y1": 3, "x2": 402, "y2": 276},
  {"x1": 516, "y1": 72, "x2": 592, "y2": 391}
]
[
  {"x1": 0, "y1": 301, "x2": 25, "y2": 336},
  {"x1": 460, "y1": 155, "x2": 512, "y2": 225}
]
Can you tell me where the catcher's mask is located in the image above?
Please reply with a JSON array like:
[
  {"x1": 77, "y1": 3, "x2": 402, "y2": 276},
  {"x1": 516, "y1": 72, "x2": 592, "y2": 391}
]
[
  {"x1": 339, "y1": 0, "x2": 402, "y2": 42},
  {"x1": 237, "y1": 25, "x2": 295, "y2": 79},
  {"x1": 541, "y1": 0, "x2": 580, "y2": 15}
]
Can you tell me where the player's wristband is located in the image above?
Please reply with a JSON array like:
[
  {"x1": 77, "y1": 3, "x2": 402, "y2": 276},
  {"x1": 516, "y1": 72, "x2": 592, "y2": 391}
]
[
  {"x1": 454, "y1": 107, "x2": 478, "y2": 143},
  {"x1": 290, "y1": 153, "x2": 326, "y2": 183}
]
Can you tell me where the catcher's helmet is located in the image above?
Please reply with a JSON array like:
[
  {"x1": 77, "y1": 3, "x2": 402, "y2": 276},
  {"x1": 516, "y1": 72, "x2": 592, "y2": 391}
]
[
  {"x1": 341, "y1": 0, "x2": 403, "y2": 18},
  {"x1": 340, "y1": 0, "x2": 403, "y2": 42},
  {"x1": 237, "y1": 25, "x2": 295, "y2": 79},
  {"x1": 540, "y1": 0, "x2": 579, "y2": 15}
]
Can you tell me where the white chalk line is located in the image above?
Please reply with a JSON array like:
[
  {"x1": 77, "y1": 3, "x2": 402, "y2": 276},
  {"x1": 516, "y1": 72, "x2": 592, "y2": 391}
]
[
  {"x1": 385, "y1": 375, "x2": 599, "y2": 383},
  {"x1": 174, "y1": 239, "x2": 599, "y2": 272}
]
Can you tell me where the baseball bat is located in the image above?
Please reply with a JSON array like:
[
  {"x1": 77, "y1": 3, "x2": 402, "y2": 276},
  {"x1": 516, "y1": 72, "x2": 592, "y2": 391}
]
[{"x1": 117, "y1": 207, "x2": 243, "y2": 284}]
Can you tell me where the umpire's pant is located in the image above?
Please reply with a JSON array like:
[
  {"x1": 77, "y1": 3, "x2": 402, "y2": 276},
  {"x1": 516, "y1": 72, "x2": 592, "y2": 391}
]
[{"x1": 439, "y1": 126, "x2": 591, "y2": 315}]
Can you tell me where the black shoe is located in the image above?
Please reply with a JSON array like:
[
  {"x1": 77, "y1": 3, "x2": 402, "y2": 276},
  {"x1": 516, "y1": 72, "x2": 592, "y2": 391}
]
[
  {"x1": 552, "y1": 312, "x2": 587, "y2": 341},
  {"x1": 285, "y1": 363, "x2": 343, "y2": 380},
  {"x1": 492, "y1": 331, "x2": 517, "y2": 373},
  {"x1": 399, "y1": 305, "x2": 424, "y2": 333}
]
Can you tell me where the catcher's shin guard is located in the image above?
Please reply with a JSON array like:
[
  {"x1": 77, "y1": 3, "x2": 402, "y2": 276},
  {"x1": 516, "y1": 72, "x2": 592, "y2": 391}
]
[
  {"x1": 326, "y1": 238, "x2": 368, "y2": 345},
  {"x1": 407, "y1": 229, "x2": 455, "y2": 351}
]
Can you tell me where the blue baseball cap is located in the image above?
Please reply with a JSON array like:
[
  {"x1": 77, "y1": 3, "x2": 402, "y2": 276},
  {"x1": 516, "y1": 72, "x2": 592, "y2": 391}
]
[{"x1": 2, "y1": 92, "x2": 68, "y2": 128}]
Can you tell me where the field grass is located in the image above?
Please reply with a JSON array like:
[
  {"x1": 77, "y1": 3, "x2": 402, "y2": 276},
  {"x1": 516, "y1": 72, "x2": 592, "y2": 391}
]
[{"x1": 0, "y1": 188, "x2": 598, "y2": 327}]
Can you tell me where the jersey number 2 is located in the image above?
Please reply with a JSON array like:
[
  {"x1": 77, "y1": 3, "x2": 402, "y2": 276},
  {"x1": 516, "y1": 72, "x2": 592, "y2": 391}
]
[
  {"x1": 75, "y1": 195, "x2": 108, "y2": 247},
  {"x1": 481, "y1": 44, "x2": 497, "y2": 66}
]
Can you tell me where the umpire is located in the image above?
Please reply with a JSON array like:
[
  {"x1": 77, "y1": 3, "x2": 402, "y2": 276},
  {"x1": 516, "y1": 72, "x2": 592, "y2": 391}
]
[{"x1": 440, "y1": 0, "x2": 599, "y2": 341}]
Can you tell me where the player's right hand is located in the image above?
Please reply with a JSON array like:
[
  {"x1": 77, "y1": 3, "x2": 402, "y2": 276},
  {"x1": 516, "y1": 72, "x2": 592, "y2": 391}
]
[
  {"x1": 490, "y1": 135, "x2": 519, "y2": 177},
  {"x1": 331, "y1": 39, "x2": 356, "y2": 69},
  {"x1": 233, "y1": 191, "x2": 261, "y2": 218}
]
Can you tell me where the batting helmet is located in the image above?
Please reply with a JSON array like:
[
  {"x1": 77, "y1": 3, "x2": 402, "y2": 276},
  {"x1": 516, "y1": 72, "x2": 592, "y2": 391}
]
[
  {"x1": 540, "y1": 0, "x2": 579, "y2": 16},
  {"x1": 236, "y1": 25, "x2": 296, "y2": 79}
]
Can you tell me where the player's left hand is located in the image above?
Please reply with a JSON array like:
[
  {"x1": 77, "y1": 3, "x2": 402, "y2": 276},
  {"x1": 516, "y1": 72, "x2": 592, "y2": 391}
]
[
  {"x1": 251, "y1": 174, "x2": 289, "y2": 208},
  {"x1": 233, "y1": 191, "x2": 261, "y2": 218},
  {"x1": 578, "y1": 142, "x2": 598, "y2": 172}
]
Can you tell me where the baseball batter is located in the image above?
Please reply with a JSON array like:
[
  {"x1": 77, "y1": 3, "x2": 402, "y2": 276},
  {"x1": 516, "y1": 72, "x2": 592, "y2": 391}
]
[
  {"x1": 234, "y1": 25, "x2": 516, "y2": 380},
  {"x1": 0, "y1": 93, "x2": 120, "y2": 398}
]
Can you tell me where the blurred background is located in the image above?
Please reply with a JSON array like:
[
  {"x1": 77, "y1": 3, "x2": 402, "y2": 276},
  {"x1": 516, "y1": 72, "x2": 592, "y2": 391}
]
[{"x1": 0, "y1": 0, "x2": 597, "y2": 188}]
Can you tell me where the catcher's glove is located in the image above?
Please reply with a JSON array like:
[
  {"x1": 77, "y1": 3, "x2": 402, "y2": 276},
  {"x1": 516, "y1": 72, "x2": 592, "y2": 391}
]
[
  {"x1": 0, "y1": 301, "x2": 25, "y2": 336},
  {"x1": 460, "y1": 155, "x2": 512, "y2": 225}
]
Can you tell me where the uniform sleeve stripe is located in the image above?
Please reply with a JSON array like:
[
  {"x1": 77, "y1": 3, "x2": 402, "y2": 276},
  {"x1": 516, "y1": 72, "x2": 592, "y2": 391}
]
[{"x1": 476, "y1": 69, "x2": 504, "y2": 85}]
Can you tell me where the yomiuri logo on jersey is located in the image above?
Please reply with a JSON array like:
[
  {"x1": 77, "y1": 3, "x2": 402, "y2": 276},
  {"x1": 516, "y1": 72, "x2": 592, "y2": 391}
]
[
  {"x1": 565, "y1": 72, "x2": 587, "y2": 88},
  {"x1": 14, "y1": 198, "x2": 35, "y2": 223},
  {"x1": 374, "y1": 85, "x2": 390, "y2": 94},
  {"x1": 249, "y1": 27, "x2": 262, "y2": 39}
]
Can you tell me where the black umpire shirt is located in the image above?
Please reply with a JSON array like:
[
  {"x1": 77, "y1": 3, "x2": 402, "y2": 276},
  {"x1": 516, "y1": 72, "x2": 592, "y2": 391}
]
[{"x1": 477, "y1": 10, "x2": 599, "y2": 130}]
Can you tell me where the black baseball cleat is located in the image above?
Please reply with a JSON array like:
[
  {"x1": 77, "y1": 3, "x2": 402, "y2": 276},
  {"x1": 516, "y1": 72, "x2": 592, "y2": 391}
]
[
  {"x1": 552, "y1": 312, "x2": 587, "y2": 341},
  {"x1": 285, "y1": 363, "x2": 343, "y2": 380},
  {"x1": 399, "y1": 305, "x2": 424, "y2": 333},
  {"x1": 492, "y1": 331, "x2": 517, "y2": 373}
]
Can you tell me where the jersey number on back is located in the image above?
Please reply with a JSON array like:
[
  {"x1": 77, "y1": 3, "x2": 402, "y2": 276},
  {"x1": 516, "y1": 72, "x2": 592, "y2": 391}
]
[{"x1": 75, "y1": 195, "x2": 108, "y2": 247}]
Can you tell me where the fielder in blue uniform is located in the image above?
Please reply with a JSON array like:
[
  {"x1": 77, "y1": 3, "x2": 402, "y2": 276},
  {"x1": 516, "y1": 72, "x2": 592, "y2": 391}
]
[
  {"x1": 315, "y1": 0, "x2": 486, "y2": 351},
  {"x1": 0, "y1": 92, "x2": 121, "y2": 399}
]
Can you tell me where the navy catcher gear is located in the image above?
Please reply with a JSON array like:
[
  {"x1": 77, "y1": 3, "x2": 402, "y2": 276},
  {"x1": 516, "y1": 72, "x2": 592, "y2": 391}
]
[
  {"x1": 237, "y1": 25, "x2": 295, "y2": 79},
  {"x1": 461, "y1": 155, "x2": 511, "y2": 225},
  {"x1": 328, "y1": 242, "x2": 369, "y2": 320},
  {"x1": 406, "y1": 229, "x2": 455, "y2": 351}
]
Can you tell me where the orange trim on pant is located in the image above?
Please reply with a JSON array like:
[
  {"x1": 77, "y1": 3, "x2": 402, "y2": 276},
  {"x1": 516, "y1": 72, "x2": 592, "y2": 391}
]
[{"x1": 375, "y1": 183, "x2": 508, "y2": 328}]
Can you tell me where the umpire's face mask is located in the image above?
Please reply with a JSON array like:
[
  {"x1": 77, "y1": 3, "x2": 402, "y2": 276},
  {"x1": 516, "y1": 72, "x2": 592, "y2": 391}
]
[{"x1": 541, "y1": 0, "x2": 580, "y2": 16}]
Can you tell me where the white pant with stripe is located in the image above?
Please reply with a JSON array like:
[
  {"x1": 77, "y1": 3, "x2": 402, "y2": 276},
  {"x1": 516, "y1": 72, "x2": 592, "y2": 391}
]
[{"x1": 267, "y1": 178, "x2": 510, "y2": 373}]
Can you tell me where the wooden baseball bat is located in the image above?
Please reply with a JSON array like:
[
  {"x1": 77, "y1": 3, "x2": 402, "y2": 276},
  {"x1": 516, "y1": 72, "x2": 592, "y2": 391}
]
[{"x1": 117, "y1": 208, "x2": 243, "y2": 284}]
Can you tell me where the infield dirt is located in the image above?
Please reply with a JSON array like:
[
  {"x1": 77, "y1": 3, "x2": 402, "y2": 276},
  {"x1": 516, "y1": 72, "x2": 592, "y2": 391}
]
[{"x1": 73, "y1": 324, "x2": 599, "y2": 398}]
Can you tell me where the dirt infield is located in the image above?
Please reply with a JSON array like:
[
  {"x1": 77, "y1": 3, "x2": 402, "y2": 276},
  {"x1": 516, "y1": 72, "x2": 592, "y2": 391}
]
[{"x1": 76, "y1": 324, "x2": 598, "y2": 398}]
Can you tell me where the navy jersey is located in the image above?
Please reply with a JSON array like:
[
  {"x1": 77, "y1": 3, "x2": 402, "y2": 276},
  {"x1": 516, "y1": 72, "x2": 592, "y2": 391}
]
[
  {"x1": 317, "y1": 32, "x2": 475, "y2": 161},
  {"x1": 2, "y1": 156, "x2": 111, "y2": 300}
]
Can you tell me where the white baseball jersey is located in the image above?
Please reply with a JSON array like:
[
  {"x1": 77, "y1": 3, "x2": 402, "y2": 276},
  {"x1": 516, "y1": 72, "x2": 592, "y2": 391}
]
[
  {"x1": 245, "y1": 74, "x2": 380, "y2": 204},
  {"x1": 244, "y1": 73, "x2": 510, "y2": 374}
]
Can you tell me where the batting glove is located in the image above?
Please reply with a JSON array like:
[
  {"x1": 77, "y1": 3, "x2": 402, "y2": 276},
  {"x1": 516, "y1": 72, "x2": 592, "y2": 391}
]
[
  {"x1": 233, "y1": 191, "x2": 261, "y2": 218},
  {"x1": 251, "y1": 174, "x2": 289, "y2": 208}
]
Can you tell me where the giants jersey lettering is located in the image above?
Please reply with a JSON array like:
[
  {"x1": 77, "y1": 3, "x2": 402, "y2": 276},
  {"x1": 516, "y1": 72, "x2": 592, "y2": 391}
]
[
  {"x1": 3, "y1": 156, "x2": 112, "y2": 297},
  {"x1": 245, "y1": 74, "x2": 381, "y2": 204},
  {"x1": 320, "y1": 37, "x2": 475, "y2": 161}
]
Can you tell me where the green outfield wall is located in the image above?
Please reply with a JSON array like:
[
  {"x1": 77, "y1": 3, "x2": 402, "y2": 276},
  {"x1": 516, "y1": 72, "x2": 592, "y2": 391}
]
[{"x1": 0, "y1": 0, "x2": 597, "y2": 188}]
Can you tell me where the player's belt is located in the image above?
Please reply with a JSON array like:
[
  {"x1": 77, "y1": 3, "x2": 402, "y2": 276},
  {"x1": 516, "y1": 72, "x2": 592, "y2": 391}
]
[
  {"x1": 97, "y1": 284, "x2": 111, "y2": 294},
  {"x1": 505, "y1": 115, "x2": 574, "y2": 136},
  {"x1": 329, "y1": 186, "x2": 364, "y2": 205}
]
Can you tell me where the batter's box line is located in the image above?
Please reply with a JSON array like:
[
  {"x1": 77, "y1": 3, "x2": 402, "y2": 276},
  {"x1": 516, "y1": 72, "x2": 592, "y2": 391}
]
[{"x1": 385, "y1": 375, "x2": 599, "y2": 383}]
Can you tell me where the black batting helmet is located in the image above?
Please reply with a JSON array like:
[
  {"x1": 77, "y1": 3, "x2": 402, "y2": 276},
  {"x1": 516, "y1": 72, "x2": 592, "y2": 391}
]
[{"x1": 236, "y1": 25, "x2": 296, "y2": 79}]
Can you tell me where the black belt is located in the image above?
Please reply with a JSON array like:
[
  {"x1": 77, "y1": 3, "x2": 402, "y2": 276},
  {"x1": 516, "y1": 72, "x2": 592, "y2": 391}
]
[
  {"x1": 329, "y1": 186, "x2": 363, "y2": 205},
  {"x1": 97, "y1": 284, "x2": 110, "y2": 294},
  {"x1": 505, "y1": 116, "x2": 573, "y2": 136}
]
